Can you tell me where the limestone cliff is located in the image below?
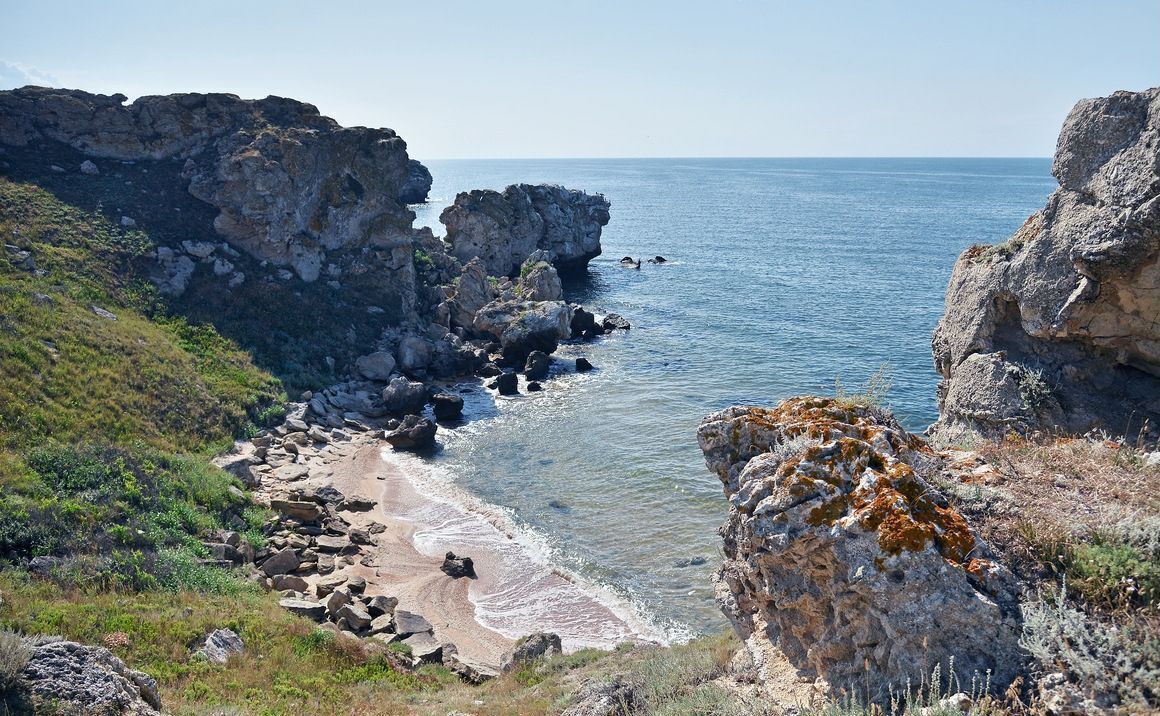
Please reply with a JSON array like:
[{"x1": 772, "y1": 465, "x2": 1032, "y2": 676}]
[
  {"x1": 699, "y1": 398, "x2": 1023, "y2": 703},
  {"x1": 0, "y1": 86, "x2": 428, "y2": 282},
  {"x1": 440, "y1": 183, "x2": 609, "y2": 277},
  {"x1": 932, "y1": 87, "x2": 1160, "y2": 440}
]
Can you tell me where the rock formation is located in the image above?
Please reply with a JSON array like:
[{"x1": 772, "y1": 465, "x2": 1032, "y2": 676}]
[
  {"x1": 932, "y1": 87, "x2": 1160, "y2": 440},
  {"x1": 440, "y1": 183, "x2": 609, "y2": 277},
  {"x1": 0, "y1": 87, "x2": 427, "y2": 282},
  {"x1": 698, "y1": 397, "x2": 1022, "y2": 703},
  {"x1": 399, "y1": 158, "x2": 433, "y2": 204}
]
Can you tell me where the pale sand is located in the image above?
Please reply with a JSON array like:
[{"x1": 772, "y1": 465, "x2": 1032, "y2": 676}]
[{"x1": 324, "y1": 438, "x2": 515, "y2": 667}]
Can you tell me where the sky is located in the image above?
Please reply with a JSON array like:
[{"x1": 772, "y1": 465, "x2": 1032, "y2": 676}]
[{"x1": 1, "y1": 1, "x2": 1157, "y2": 159}]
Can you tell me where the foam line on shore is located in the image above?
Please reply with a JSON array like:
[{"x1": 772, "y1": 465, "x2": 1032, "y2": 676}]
[{"x1": 378, "y1": 446, "x2": 682, "y2": 650}]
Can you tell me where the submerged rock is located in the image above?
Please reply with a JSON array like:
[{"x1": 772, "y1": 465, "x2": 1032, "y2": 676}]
[
  {"x1": 932, "y1": 87, "x2": 1160, "y2": 440},
  {"x1": 698, "y1": 397, "x2": 1022, "y2": 703},
  {"x1": 430, "y1": 392, "x2": 465, "y2": 420}
]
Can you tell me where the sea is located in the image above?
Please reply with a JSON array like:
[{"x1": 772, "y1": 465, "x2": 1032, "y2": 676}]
[{"x1": 394, "y1": 158, "x2": 1057, "y2": 646}]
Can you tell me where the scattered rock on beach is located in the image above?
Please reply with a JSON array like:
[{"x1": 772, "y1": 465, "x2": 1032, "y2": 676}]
[
  {"x1": 393, "y1": 610, "x2": 434, "y2": 636},
  {"x1": 441, "y1": 551, "x2": 476, "y2": 579},
  {"x1": 492, "y1": 372, "x2": 519, "y2": 395},
  {"x1": 383, "y1": 414, "x2": 437, "y2": 450}
]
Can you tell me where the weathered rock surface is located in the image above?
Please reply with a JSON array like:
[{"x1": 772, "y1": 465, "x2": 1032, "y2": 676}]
[
  {"x1": 399, "y1": 158, "x2": 433, "y2": 204},
  {"x1": 932, "y1": 87, "x2": 1160, "y2": 440},
  {"x1": 381, "y1": 376, "x2": 428, "y2": 415},
  {"x1": 698, "y1": 397, "x2": 1022, "y2": 703},
  {"x1": 383, "y1": 414, "x2": 437, "y2": 450},
  {"x1": 440, "y1": 551, "x2": 476, "y2": 578},
  {"x1": 517, "y1": 251, "x2": 563, "y2": 301},
  {"x1": 0, "y1": 87, "x2": 426, "y2": 282},
  {"x1": 474, "y1": 299, "x2": 573, "y2": 363},
  {"x1": 441, "y1": 183, "x2": 609, "y2": 277},
  {"x1": 500, "y1": 631, "x2": 562, "y2": 672},
  {"x1": 22, "y1": 639, "x2": 161, "y2": 715},
  {"x1": 430, "y1": 392, "x2": 465, "y2": 420},
  {"x1": 194, "y1": 628, "x2": 244, "y2": 664}
]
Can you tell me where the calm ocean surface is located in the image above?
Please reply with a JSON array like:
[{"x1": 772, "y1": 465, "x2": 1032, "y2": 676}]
[{"x1": 408, "y1": 158, "x2": 1057, "y2": 640}]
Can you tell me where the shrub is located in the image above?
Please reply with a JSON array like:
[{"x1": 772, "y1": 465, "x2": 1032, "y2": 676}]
[
  {"x1": 834, "y1": 364, "x2": 893, "y2": 410},
  {"x1": 1021, "y1": 582, "x2": 1160, "y2": 708},
  {"x1": 0, "y1": 629, "x2": 31, "y2": 691}
]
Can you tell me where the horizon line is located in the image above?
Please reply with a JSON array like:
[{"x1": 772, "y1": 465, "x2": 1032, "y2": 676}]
[{"x1": 415, "y1": 155, "x2": 1055, "y2": 162}]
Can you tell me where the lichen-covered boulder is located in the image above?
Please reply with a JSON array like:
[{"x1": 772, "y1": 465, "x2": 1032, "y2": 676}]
[
  {"x1": 440, "y1": 184, "x2": 609, "y2": 277},
  {"x1": 932, "y1": 87, "x2": 1160, "y2": 440},
  {"x1": 22, "y1": 639, "x2": 161, "y2": 715},
  {"x1": 698, "y1": 397, "x2": 1022, "y2": 703}
]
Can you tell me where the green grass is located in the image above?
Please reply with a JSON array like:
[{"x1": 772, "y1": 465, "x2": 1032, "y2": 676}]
[{"x1": 0, "y1": 179, "x2": 283, "y2": 453}]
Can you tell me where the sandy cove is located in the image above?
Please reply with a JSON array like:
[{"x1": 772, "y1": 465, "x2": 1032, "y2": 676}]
[{"x1": 253, "y1": 431, "x2": 514, "y2": 668}]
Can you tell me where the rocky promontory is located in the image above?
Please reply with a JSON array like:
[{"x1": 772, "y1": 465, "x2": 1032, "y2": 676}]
[
  {"x1": 932, "y1": 87, "x2": 1160, "y2": 440},
  {"x1": 441, "y1": 183, "x2": 610, "y2": 277}
]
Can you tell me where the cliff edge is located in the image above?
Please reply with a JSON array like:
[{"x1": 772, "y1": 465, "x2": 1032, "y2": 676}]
[{"x1": 932, "y1": 87, "x2": 1160, "y2": 440}]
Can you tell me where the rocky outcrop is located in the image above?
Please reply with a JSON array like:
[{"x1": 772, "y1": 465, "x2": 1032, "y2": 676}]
[
  {"x1": 473, "y1": 299, "x2": 574, "y2": 363},
  {"x1": 399, "y1": 158, "x2": 433, "y2": 204},
  {"x1": 0, "y1": 87, "x2": 429, "y2": 283},
  {"x1": 21, "y1": 639, "x2": 162, "y2": 715},
  {"x1": 440, "y1": 183, "x2": 609, "y2": 277},
  {"x1": 698, "y1": 397, "x2": 1022, "y2": 703},
  {"x1": 932, "y1": 87, "x2": 1160, "y2": 440}
]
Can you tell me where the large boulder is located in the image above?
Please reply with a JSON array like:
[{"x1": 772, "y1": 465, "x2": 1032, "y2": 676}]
[
  {"x1": 354, "y1": 351, "x2": 397, "y2": 381},
  {"x1": 440, "y1": 184, "x2": 609, "y2": 277},
  {"x1": 932, "y1": 87, "x2": 1160, "y2": 440},
  {"x1": 383, "y1": 414, "x2": 437, "y2": 451},
  {"x1": 474, "y1": 300, "x2": 573, "y2": 363},
  {"x1": 500, "y1": 632, "x2": 562, "y2": 672},
  {"x1": 194, "y1": 628, "x2": 245, "y2": 664},
  {"x1": 0, "y1": 87, "x2": 418, "y2": 283},
  {"x1": 381, "y1": 376, "x2": 428, "y2": 415},
  {"x1": 21, "y1": 639, "x2": 161, "y2": 715},
  {"x1": 698, "y1": 397, "x2": 1022, "y2": 704}
]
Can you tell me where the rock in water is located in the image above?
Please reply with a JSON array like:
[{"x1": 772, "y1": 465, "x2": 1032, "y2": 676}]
[
  {"x1": 430, "y1": 392, "x2": 465, "y2": 420},
  {"x1": 492, "y1": 372, "x2": 519, "y2": 395},
  {"x1": 441, "y1": 183, "x2": 610, "y2": 277},
  {"x1": 473, "y1": 299, "x2": 574, "y2": 363},
  {"x1": 22, "y1": 639, "x2": 162, "y2": 715},
  {"x1": 383, "y1": 414, "x2": 437, "y2": 450},
  {"x1": 524, "y1": 350, "x2": 551, "y2": 380},
  {"x1": 932, "y1": 87, "x2": 1160, "y2": 440},
  {"x1": 399, "y1": 158, "x2": 433, "y2": 203},
  {"x1": 601, "y1": 313, "x2": 630, "y2": 331},
  {"x1": 440, "y1": 551, "x2": 476, "y2": 578},
  {"x1": 575, "y1": 357, "x2": 594, "y2": 372},
  {"x1": 698, "y1": 397, "x2": 1022, "y2": 703}
]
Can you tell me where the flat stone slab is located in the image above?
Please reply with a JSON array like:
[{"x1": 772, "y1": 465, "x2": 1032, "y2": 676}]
[
  {"x1": 279, "y1": 598, "x2": 326, "y2": 621},
  {"x1": 393, "y1": 609, "x2": 433, "y2": 636}
]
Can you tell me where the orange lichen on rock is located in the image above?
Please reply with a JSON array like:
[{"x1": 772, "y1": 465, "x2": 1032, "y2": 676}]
[{"x1": 749, "y1": 397, "x2": 978, "y2": 568}]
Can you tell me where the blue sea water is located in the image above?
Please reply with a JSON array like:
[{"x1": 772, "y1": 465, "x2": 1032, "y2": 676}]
[{"x1": 407, "y1": 158, "x2": 1057, "y2": 639}]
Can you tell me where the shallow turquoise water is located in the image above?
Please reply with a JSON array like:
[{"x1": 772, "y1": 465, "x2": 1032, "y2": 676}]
[{"x1": 409, "y1": 158, "x2": 1056, "y2": 638}]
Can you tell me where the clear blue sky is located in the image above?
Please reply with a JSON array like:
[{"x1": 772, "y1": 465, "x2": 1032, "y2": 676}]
[{"x1": 2, "y1": 1, "x2": 1157, "y2": 159}]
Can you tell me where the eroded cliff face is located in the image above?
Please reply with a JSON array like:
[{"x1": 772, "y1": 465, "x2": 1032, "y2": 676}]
[
  {"x1": 699, "y1": 397, "x2": 1023, "y2": 703},
  {"x1": 440, "y1": 183, "x2": 609, "y2": 278},
  {"x1": 0, "y1": 86, "x2": 423, "y2": 282},
  {"x1": 932, "y1": 88, "x2": 1160, "y2": 440}
]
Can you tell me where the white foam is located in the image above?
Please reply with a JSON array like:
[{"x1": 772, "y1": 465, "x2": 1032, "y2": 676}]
[{"x1": 379, "y1": 447, "x2": 682, "y2": 649}]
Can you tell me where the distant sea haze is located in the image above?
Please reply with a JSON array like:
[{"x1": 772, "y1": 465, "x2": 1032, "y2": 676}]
[{"x1": 411, "y1": 157, "x2": 1057, "y2": 638}]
